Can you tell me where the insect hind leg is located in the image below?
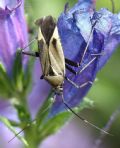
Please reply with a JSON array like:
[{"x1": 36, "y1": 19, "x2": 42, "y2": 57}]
[
  {"x1": 61, "y1": 94, "x2": 111, "y2": 135},
  {"x1": 65, "y1": 51, "x2": 104, "y2": 75},
  {"x1": 65, "y1": 76, "x2": 93, "y2": 89}
]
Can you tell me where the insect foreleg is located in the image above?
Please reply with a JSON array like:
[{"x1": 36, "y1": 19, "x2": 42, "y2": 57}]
[
  {"x1": 65, "y1": 57, "x2": 97, "y2": 75},
  {"x1": 78, "y1": 57, "x2": 96, "y2": 74},
  {"x1": 65, "y1": 64, "x2": 77, "y2": 75},
  {"x1": 65, "y1": 58, "x2": 80, "y2": 67},
  {"x1": 65, "y1": 76, "x2": 93, "y2": 88},
  {"x1": 65, "y1": 52, "x2": 104, "y2": 69},
  {"x1": 22, "y1": 51, "x2": 39, "y2": 57},
  {"x1": 21, "y1": 37, "x2": 37, "y2": 51}
]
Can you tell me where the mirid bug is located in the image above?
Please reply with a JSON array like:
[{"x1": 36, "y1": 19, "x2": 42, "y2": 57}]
[
  {"x1": 8, "y1": 15, "x2": 110, "y2": 142},
  {"x1": 21, "y1": 16, "x2": 110, "y2": 133}
]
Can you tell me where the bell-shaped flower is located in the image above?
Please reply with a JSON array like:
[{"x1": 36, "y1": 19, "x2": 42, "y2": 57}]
[
  {"x1": 51, "y1": 0, "x2": 120, "y2": 114},
  {"x1": 0, "y1": 0, "x2": 28, "y2": 73}
]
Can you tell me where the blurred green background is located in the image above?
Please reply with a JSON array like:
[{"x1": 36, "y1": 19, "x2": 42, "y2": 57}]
[{"x1": 25, "y1": 0, "x2": 120, "y2": 148}]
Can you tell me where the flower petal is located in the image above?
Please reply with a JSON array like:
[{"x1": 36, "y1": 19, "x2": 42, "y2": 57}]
[
  {"x1": 0, "y1": 0, "x2": 22, "y2": 19},
  {"x1": 51, "y1": 1, "x2": 120, "y2": 114},
  {"x1": 96, "y1": 10, "x2": 120, "y2": 70},
  {"x1": 0, "y1": 0, "x2": 28, "y2": 73}
]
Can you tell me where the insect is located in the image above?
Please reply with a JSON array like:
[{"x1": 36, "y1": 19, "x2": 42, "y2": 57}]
[
  {"x1": 9, "y1": 16, "x2": 110, "y2": 142},
  {"x1": 21, "y1": 15, "x2": 110, "y2": 133}
]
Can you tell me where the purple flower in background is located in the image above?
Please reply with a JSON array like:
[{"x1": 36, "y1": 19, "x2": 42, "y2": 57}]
[
  {"x1": 0, "y1": 0, "x2": 50, "y2": 147},
  {"x1": 0, "y1": 0, "x2": 28, "y2": 74},
  {"x1": 0, "y1": 0, "x2": 28, "y2": 104},
  {"x1": 0, "y1": 0, "x2": 50, "y2": 113},
  {"x1": 51, "y1": 0, "x2": 120, "y2": 114},
  {"x1": 0, "y1": 0, "x2": 29, "y2": 147}
]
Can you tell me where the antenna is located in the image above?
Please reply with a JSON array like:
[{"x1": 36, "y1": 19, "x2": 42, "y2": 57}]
[{"x1": 21, "y1": 37, "x2": 37, "y2": 51}]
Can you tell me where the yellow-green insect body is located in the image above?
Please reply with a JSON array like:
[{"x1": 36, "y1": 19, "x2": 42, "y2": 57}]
[{"x1": 36, "y1": 16, "x2": 65, "y2": 93}]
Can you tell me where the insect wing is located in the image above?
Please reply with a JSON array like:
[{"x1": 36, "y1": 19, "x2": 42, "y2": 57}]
[
  {"x1": 38, "y1": 27, "x2": 51, "y2": 76},
  {"x1": 48, "y1": 27, "x2": 65, "y2": 76}
]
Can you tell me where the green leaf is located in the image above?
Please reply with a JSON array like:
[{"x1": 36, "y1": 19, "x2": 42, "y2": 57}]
[
  {"x1": 12, "y1": 50, "x2": 34, "y2": 98},
  {"x1": 38, "y1": 111, "x2": 71, "y2": 141},
  {"x1": 22, "y1": 58, "x2": 33, "y2": 96},
  {"x1": 0, "y1": 63, "x2": 14, "y2": 98},
  {"x1": 12, "y1": 50, "x2": 24, "y2": 92},
  {"x1": 14, "y1": 103, "x2": 31, "y2": 123},
  {"x1": 0, "y1": 116, "x2": 28, "y2": 146},
  {"x1": 36, "y1": 91, "x2": 54, "y2": 125}
]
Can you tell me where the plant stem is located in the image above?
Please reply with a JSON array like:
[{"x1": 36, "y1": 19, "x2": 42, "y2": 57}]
[{"x1": 24, "y1": 125, "x2": 42, "y2": 148}]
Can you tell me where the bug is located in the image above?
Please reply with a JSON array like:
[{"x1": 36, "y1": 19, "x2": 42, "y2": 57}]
[
  {"x1": 21, "y1": 15, "x2": 110, "y2": 133},
  {"x1": 9, "y1": 15, "x2": 110, "y2": 142}
]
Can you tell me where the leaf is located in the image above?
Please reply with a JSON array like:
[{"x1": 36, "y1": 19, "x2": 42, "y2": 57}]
[
  {"x1": 0, "y1": 116, "x2": 28, "y2": 146},
  {"x1": 12, "y1": 50, "x2": 33, "y2": 97},
  {"x1": 0, "y1": 63, "x2": 14, "y2": 98},
  {"x1": 22, "y1": 58, "x2": 33, "y2": 96},
  {"x1": 12, "y1": 50, "x2": 24, "y2": 92},
  {"x1": 38, "y1": 111, "x2": 71, "y2": 141},
  {"x1": 36, "y1": 91, "x2": 54, "y2": 126},
  {"x1": 14, "y1": 103, "x2": 31, "y2": 123}
]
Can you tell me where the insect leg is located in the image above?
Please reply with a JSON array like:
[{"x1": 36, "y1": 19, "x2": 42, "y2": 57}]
[
  {"x1": 61, "y1": 94, "x2": 111, "y2": 135},
  {"x1": 65, "y1": 58, "x2": 80, "y2": 67},
  {"x1": 65, "y1": 51, "x2": 104, "y2": 68},
  {"x1": 21, "y1": 37, "x2": 37, "y2": 51},
  {"x1": 19, "y1": 37, "x2": 38, "y2": 57},
  {"x1": 79, "y1": 26, "x2": 94, "y2": 65},
  {"x1": 65, "y1": 64, "x2": 77, "y2": 75},
  {"x1": 65, "y1": 57, "x2": 97, "y2": 75},
  {"x1": 91, "y1": 52, "x2": 105, "y2": 56},
  {"x1": 78, "y1": 57, "x2": 96, "y2": 74},
  {"x1": 78, "y1": 17, "x2": 101, "y2": 66},
  {"x1": 65, "y1": 76, "x2": 93, "y2": 88},
  {"x1": 22, "y1": 51, "x2": 39, "y2": 57}
]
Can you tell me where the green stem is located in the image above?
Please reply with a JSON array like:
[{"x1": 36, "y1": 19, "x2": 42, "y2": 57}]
[
  {"x1": 12, "y1": 95, "x2": 30, "y2": 122},
  {"x1": 24, "y1": 126, "x2": 40, "y2": 148},
  {"x1": 12, "y1": 96, "x2": 41, "y2": 148}
]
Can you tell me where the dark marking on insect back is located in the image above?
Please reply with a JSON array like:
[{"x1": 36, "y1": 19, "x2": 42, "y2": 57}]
[
  {"x1": 52, "y1": 38, "x2": 57, "y2": 49},
  {"x1": 36, "y1": 16, "x2": 56, "y2": 46}
]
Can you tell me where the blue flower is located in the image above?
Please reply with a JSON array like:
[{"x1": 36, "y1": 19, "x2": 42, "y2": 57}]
[{"x1": 51, "y1": 0, "x2": 120, "y2": 114}]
